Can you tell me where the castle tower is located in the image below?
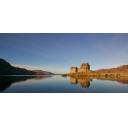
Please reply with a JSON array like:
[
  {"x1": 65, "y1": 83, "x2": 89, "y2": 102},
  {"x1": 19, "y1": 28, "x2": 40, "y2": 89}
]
[
  {"x1": 78, "y1": 63, "x2": 90, "y2": 73},
  {"x1": 81, "y1": 63, "x2": 90, "y2": 71},
  {"x1": 70, "y1": 67, "x2": 78, "y2": 74}
]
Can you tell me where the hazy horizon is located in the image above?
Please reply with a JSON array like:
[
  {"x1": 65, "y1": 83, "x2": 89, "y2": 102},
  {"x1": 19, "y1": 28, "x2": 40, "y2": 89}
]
[{"x1": 0, "y1": 33, "x2": 128, "y2": 73}]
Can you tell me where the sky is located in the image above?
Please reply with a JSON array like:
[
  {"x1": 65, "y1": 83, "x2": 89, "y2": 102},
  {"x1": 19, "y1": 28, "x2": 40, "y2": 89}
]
[{"x1": 0, "y1": 33, "x2": 128, "y2": 73}]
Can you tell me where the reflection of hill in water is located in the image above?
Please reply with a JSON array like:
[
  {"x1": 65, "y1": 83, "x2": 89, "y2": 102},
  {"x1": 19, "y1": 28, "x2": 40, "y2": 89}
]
[
  {"x1": 96, "y1": 76, "x2": 128, "y2": 85},
  {"x1": 0, "y1": 75, "x2": 51, "y2": 92},
  {"x1": 70, "y1": 76, "x2": 128, "y2": 88}
]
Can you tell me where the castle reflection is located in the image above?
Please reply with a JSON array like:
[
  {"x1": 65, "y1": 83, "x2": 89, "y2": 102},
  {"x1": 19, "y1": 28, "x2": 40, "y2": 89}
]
[
  {"x1": 70, "y1": 76, "x2": 128, "y2": 89},
  {"x1": 70, "y1": 77, "x2": 93, "y2": 88}
]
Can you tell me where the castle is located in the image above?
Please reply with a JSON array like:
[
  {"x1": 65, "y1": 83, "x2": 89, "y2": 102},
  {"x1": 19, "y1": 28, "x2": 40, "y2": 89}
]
[
  {"x1": 70, "y1": 63, "x2": 90, "y2": 74},
  {"x1": 70, "y1": 63, "x2": 128, "y2": 78}
]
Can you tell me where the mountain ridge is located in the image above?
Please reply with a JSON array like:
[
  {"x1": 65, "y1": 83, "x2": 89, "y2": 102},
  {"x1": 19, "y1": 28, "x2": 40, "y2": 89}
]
[
  {"x1": 96, "y1": 65, "x2": 128, "y2": 73},
  {"x1": 0, "y1": 58, "x2": 53, "y2": 75}
]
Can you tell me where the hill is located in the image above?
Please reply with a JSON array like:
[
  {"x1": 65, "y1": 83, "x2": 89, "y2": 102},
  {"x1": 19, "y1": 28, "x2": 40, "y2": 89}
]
[
  {"x1": 0, "y1": 58, "x2": 53, "y2": 75},
  {"x1": 96, "y1": 65, "x2": 128, "y2": 73}
]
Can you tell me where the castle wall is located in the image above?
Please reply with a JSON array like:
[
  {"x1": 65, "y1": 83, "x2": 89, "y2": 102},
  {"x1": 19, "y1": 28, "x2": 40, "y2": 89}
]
[
  {"x1": 70, "y1": 63, "x2": 91, "y2": 75},
  {"x1": 78, "y1": 68, "x2": 89, "y2": 73},
  {"x1": 70, "y1": 67, "x2": 77, "y2": 74}
]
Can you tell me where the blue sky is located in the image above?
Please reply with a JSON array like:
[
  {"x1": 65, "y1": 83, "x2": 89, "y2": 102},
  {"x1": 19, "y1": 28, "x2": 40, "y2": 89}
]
[{"x1": 0, "y1": 33, "x2": 128, "y2": 73}]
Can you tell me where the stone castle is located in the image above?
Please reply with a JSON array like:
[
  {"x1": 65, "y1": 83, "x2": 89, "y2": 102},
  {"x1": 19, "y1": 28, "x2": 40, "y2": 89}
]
[
  {"x1": 70, "y1": 63, "x2": 128, "y2": 78},
  {"x1": 70, "y1": 63, "x2": 91, "y2": 74}
]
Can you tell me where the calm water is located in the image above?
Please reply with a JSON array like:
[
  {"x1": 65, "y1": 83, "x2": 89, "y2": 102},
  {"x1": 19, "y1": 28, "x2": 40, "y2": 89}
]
[{"x1": 0, "y1": 75, "x2": 128, "y2": 93}]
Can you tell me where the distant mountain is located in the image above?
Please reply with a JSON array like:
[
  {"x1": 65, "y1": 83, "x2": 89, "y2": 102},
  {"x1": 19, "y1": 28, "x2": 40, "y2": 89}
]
[
  {"x1": 96, "y1": 65, "x2": 128, "y2": 73},
  {"x1": 0, "y1": 58, "x2": 53, "y2": 75}
]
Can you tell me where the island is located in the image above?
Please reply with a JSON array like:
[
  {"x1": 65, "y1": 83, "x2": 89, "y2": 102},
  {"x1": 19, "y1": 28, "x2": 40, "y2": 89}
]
[{"x1": 70, "y1": 63, "x2": 128, "y2": 78}]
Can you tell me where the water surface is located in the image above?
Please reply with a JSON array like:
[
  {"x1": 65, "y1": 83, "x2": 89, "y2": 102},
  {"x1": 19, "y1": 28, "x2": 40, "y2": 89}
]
[{"x1": 0, "y1": 75, "x2": 128, "y2": 93}]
